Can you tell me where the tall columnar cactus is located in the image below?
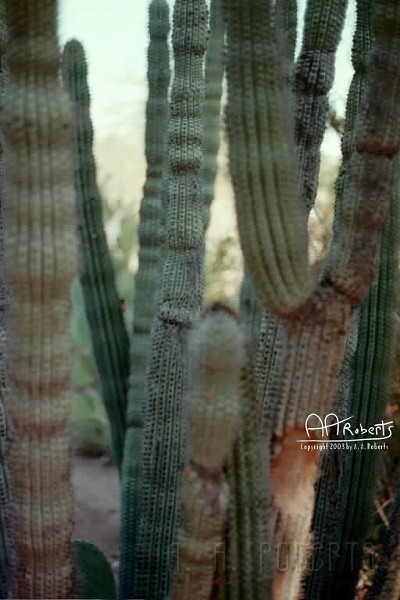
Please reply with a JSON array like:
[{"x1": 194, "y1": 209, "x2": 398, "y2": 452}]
[
  {"x1": 0, "y1": 1, "x2": 11, "y2": 596},
  {"x1": 305, "y1": 1, "x2": 372, "y2": 594},
  {"x1": 132, "y1": 1, "x2": 208, "y2": 597},
  {"x1": 170, "y1": 303, "x2": 245, "y2": 600},
  {"x1": 225, "y1": 0, "x2": 400, "y2": 596},
  {"x1": 294, "y1": 0, "x2": 348, "y2": 213},
  {"x1": 201, "y1": 0, "x2": 225, "y2": 231},
  {"x1": 2, "y1": 0, "x2": 76, "y2": 597},
  {"x1": 62, "y1": 39, "x2": 130, "y2": 471},
  {"x1": 327, "y1": 146, "x2": 399, "y2": 600},
  {"x1": 226, "y1": 345, "x2": 273, "y2": 600},
  {"x1": 119, "y1": 0, "x2": 170, "y2": 595}
]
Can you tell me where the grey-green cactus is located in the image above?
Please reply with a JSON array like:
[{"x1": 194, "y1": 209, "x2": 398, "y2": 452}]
[
  {"x1": 0, "y1": 1, "x2": 12, "y2": 596},
  {"x1": 62, "y1": 39, "x2": 130, "y2": 471},
  {"x1": 119, "y1": 0, "x2": 170, "y2": 596},
  {"x1": 201, "y1": 0, "x2": 225, "y2": 231},
  {"x1": 2, "y1": 0, "x2": 76, "y2": 596},
  {"x1": 225, "y1": 0, "x2": 400, "y2": 596},
  {"x1": 170, "y1": 303, "x2": 245, "y2": 600},
  {"x1": 132, "y1": 1, "x2": 208, "y2": 598},
  {"x1": 72, "y1": 538, "x2": 117, "y2": 600}
]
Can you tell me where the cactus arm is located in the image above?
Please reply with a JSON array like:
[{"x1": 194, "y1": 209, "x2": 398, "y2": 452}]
[
  {"x1": 201, "y1": 0, "x2": 225, "y2": 231},
  {"x1": 62, "y1": 39, "x2": 130, "y2": 471},
  {"x1": 293, "y1": 0, "x2": 348, "y2": 213},
  {"x1": 170, "y1": 304, "x2": 245, "y2": 600},
  {"x1": 2, "y1": 0, "x2": 76, "y2": 596},
  {"x1": 225, "y1": 0, "x2": 314, "y2": 317},
  {"x1": 119, "y1": 0, "x2": 170, "y2": 596},
  {"x1": 132, "y1": 1, "x2": 208, "y2": 598}
]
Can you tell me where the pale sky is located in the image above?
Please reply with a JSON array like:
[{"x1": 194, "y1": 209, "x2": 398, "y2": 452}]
[{"x1": 58, "y1": 0, "x2": 356, "y2": 147}]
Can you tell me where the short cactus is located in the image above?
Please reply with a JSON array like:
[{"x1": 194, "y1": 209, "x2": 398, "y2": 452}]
[{"x1": 170, "y1": 303, "x2": 245, "y2": 600}]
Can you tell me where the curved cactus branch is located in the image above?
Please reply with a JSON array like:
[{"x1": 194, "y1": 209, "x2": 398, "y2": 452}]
[
  {"x1": 225, "y1": 0, "x2": 313, "y2": 316},
  {"x1": 3, "y1": 0, "x2": 76, "y2": 596}
]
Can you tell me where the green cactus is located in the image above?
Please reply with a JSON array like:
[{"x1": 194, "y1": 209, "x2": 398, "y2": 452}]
[
  {"x1": 132, "y1": 1, "x2": 208, "y2": 597},
  {"x1": 170, "y1": 303, "x2": 245, "y2": 599},
  {"x1": 72, "y1": 538, "x2": 117, "y2": 600},
  {"x1": 225, "y1": 0, "x2": 400, "y2": 595},
  {"x1": 62, "y1": 39, "x2": 130, "y2": 471},
  {"x1": 2, "y1": 0, "x2": 76, "y2": 596},
  {"x1": 0, "y1": 1, "x2": 12, "y2": 596},
  {"x1": 119, "y1": 0, "x2": 170, "y2": 596},
  {"x1": 226, "y1": 346, "x2": 273, "y2": 600},
  {"x1": 201, "y1": 0, "x2": 225, "y2": 231},
  {"x1": 225, "y1": 0, "x2": 313, "y2": 317},
  {"x1": 294, "y1": 0, "x2": 348, "y2": 213}
]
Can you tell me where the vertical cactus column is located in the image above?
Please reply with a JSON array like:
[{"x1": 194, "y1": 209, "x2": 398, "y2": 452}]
[
  {"x1": 170, "y1": 303, "x2": 245, "y2": 600},
  {"x1": 293, "y1": 0, "x2": 348, "y2": 212},
  {"x1": 0, "y1": 1, "x2": 12, "y2": 595},
  {"x1": 201, "y1": 0, "x2": 225, "y2": 231},
  {"x1": 2, "y1": 1, "x2": 76, "y2": 597},
  {"x1": 132, "y1": 1, "x2": 208, "y2": 598},
  {"x1": 62, "y1": 39, "x2": 130, "y2": 471},
  {"x1": 119, "y1": 0, "x2": 170, "y2": 595}
]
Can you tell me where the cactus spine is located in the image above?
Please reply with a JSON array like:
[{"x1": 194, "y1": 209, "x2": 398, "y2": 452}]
[
  {"x1": 2, "y1": 0, "x2": 76, "y2": 596},
  {"x1": 119, "y1": 0, "x2": 170, "y2": 595},
  {"x1": 170, "y1": 303, "x2": 245, "y2": 600},
  {"x1": 133, "y1": 1, "x2": 208, "y2": 598},
  {"x1": 62, "y1": 39, "x2": 130, "y2": 471}
]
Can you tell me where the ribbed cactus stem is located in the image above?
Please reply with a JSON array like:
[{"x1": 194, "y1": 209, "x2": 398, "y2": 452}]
[
  {"x1": 170, "y1": 303, "x2": 245, "y2": 600},
  {"x1": 0, "y1": 1, "x2": 12, "y2": 595},
  {"x1": 3, "y1": 0, "x2": 76, "y2": 597},
  {"x1": 225, "y1": 0, "x2": 314, "y2": 316},
  {"x1": 201, "y1": 0, "x2": 225, "y2": 231},
  {"x1": 227, "y1": 349, "x2": 273, "y2": 600},
  {"x1": 275, "y1": 0, "x2": 297, "y2": 67},
  {"x1": 294, "y1": 0, "x2": 348, "y2": 213},
  {"x1": 133, "y1": 1, "x2": 208, "y2": 598},
  {"x1": 305, "y1": 2, "x2": 370, "y2": 594},
  {"x1": 62, "y1": 39, "x2": 130, "y2": 470},
  {"x1": 119, "y1": 0, "x2": 170, "y2": 596}
]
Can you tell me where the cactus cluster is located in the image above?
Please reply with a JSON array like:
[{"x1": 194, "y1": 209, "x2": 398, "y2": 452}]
[{"x1": 0, "y1": 0, "x2": 399, "y2": 599}]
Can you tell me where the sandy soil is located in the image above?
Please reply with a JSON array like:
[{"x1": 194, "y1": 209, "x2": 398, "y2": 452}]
[{"x1": 72, "y1": 455, "x2": 120, "y2": 573}]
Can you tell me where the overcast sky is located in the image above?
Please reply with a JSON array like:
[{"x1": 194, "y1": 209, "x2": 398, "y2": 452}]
[{"x1": 58, "y1": 0, "x2": 356, "y2": 146}]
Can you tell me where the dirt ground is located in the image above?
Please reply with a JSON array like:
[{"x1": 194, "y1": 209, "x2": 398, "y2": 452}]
[{"x1": 72, "y1": 454, "x2": 120, "y2": 575}]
